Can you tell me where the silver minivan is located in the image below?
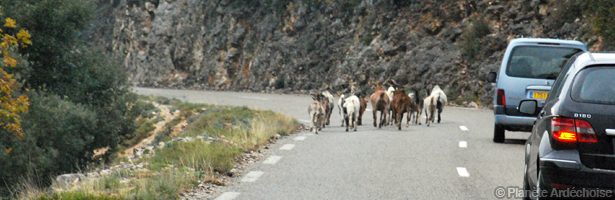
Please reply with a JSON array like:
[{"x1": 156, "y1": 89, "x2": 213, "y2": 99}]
[{"x1": 487, "y1": 38, "x2": 587, "y2": 143}]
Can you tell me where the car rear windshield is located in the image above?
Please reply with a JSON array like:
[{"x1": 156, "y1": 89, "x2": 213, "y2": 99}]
[
  {"x1": 506, "y1": 46, "x2": 582, "y2": 79},
  {"x1": 571, "y1": 66, "x2": 615, "y2": 105}
]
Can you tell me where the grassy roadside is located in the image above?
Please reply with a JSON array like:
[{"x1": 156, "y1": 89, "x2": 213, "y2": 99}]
[{"x1": 20, "y1": 96, "x2": 300, "y2": 200}]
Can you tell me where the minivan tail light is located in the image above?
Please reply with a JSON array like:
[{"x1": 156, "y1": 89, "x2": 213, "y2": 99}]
[
  {"x1": 497, "y1": 89, "x2": 506, "y2": 105},
  {"x1": 551, "y1": 117, "x2": 597, "y2": 143}
]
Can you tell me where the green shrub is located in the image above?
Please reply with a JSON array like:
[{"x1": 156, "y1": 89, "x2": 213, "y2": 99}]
[
  {"x1": 153, "y1": 128, "x2": 172, "y2": 144},
  {"x1": 274, "y1": 76, "x2": 285, "y2": 89},
  {"x1": 3, "y1": 0, "x2": 95, "y2": 92},
  {"x1": 0, "y1": 92, "x2": 98, "y2": 193},
  {"x1": 585, "y1": 0, "x2": 615, "y2": 49},
  {"x1": 460, "y1": 15, "x2": 490, "y2": 62},
  {"x1": 361, "y1": 33, "x2": 373, "y2": 46},
  {"x1": 544, "y1": 0, "x2": 615, "y2": 49},
  {"x1": 341, "y1": 0, "x2": 361, "y2": 17},
  {"x1": 122, "y1": 119, "x2": 156, "y2": 148},
  {"x1": 545, "y1": 0, "x2": 584, "y2": 31},
  {"x1": 129, "y1": 101, "x2": 158, "y2": 119}
]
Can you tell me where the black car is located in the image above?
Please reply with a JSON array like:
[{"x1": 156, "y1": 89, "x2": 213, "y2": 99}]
[{"x1": 521, "y1": 52, "x2": 615, "y2": 199}]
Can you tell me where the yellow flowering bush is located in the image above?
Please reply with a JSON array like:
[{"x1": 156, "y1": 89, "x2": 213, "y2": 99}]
[{"x1": 0, "y1": 6, "x2": 31, "y2": 142}]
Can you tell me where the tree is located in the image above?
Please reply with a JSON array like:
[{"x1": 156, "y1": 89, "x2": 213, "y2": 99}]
[{"x1": 0, "y1": 6, "x2": 31, "y2": 146}]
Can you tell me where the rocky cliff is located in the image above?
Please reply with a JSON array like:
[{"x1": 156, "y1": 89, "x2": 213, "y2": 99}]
[{"x1": 88, "y1": 0, "x2": 598, "y2": 105}]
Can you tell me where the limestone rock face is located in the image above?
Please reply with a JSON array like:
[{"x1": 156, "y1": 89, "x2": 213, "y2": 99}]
[{"x1": 87, "y1": 0, "x2": 591, "y2": 104}]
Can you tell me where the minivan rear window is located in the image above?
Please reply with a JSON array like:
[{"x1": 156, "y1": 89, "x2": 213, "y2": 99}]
[
  {"x1": 571, "y1": 67, "x2": 615, "y2": 105},
  {"x1": 506, "y1": 46, "x2": 582, "y2": 79}
]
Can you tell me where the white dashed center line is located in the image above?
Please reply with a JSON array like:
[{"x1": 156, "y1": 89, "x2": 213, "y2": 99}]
[
  {"x1": 215, "y1": 192, "x2": 240, "y2": 200},
  {"x1": 241, "y1": 171, "x2": 265, "y2": 182},
  {"x1": 459, "y1": 141, "x2": 468, "y2": 148},
  {"x1": 263, "y1": 156, "x2": 282, "y2": 164},
  {"x1": 299, "y1": 119, "x2": 311, "y2": 123},
  {"x1": 293, "y1": 136, "x2": 307, "y2": 141},
  {"x1": 280, "y1": 144, "x2": 295, "y2": 150},
  {"x1": 457, "y1": 167, "x2": 470, "y2": 177},
  {"x1": 459, "y1": 126, "x2": 469, "y2": 131}
]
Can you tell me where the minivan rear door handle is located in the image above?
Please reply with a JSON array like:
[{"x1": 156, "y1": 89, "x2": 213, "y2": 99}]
[{"x1": 606, "y1": 129, "x2": 615, "y2": 136}]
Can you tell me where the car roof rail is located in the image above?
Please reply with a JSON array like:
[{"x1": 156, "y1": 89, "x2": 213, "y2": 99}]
[{"x1": 586, "y1": 51, "x2": 595, "y2": 62}]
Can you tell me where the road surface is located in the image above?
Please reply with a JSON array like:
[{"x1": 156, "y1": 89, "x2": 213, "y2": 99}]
[{"x1": 134, "y1": 87, "x2": 529, "y2": 199}]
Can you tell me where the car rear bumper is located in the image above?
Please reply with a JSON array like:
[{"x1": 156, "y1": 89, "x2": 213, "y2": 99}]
[
  {"x1": 541, "y1": 158, "x2": 615, "y2": 191},
  {"x1": 495, "y1": 114, "x2": 535, "y2": 127}
]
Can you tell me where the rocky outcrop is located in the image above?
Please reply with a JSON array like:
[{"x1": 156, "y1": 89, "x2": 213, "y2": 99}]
[
  {"x1": 88, "y1": 0, "x2": 596, "y2": 105},
  {"x1": 52, "y1": 173, "x2": 86, "y2": 190}
]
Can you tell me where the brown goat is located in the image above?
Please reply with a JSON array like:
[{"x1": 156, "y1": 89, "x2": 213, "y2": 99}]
[
  {"x1": 370, "y1": 84, "x2": 390, "y2": 128},
  {"x1": 407, "y1": 90, "x2": 423, "y2": 126},
  {"x1": 321, "y1": 91, "x2": 334, "y2": 126},
  {"x1": 357, "y1": 94, "x2": 367, "y2": 125},
  {"x1": 391, "y1": 89, "x2": 411, "y2": 130}
]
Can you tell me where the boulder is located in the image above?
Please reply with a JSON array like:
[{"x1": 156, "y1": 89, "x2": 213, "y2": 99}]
[{"x1": 53, "y1": 173, "x2": 86, "y2": 190}]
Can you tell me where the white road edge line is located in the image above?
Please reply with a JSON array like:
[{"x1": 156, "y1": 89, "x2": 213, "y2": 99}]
[
  {"x1": 280, "y1": 144, "x2": 295, "y2": 150},
  {"x1": 459, "y1": 126, "x2": 469, "y2": 131},
  {"x1": 263, "y1": 156, "x2": 282, "y2": 164},
  {"x1": 239, "y1": 96, "x2": 269, "y2": 100},
  {"x1": 299, "y1": 119, "x2": 311, "y2": 123},
  {"x1": 457, "y1": 167, "x2": 470, "y2": 177},
  {"x1": 214, "y1": 192, "x2": 241, "y2": 200},
  {"x1": 459, "y1": 141, "x2": 468, "y2": 148},
  {"x1": 241, "y1": 171, "x2": 265, "y2": 182},
  {"x1": 294, "y1": 136, "x2": 307, "y2": 141}
]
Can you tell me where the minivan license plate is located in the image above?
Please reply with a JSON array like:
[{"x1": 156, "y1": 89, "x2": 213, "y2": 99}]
[{"x1": 531, "y1": 91, "x2": 548, "y2": 99}]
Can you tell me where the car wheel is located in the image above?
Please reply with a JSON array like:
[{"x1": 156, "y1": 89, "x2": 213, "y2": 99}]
[{"x1": 493, "y1": 125, "x2": 505, "y2": 143}]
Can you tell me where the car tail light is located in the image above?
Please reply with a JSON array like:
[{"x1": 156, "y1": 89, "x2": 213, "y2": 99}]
[
  {"x1": 496, "y1": 89, "x2": 505, "y2": 105},
  {"x1": 551, "y1": 117, "x2": 597, "y2": 143},
  {"x1": 576, "y1": 120, "x2": 598, "y2": 143}
]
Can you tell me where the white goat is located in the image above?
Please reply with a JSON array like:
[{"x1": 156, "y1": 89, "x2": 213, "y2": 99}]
[
  {"x1": 308, "y1": 94, "x2": 326, "y2": 134},
  {"x1": 423, "y1": 85, "x2": 447, "y2": 126},
  {"x1": 338, "y1": 94, "x2": 346, "y2": 127},
  {"x1": 343, "y1": 95, "x2": 361, "y2": 132},
  {"x1": 430, "y1": 85, "x2": 447, "y2": 123},
  {"x1": 385, "y1": 86, "x2": 395, "y2": 125}
]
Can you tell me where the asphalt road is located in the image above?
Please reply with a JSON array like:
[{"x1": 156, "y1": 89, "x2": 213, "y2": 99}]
[{"x1": 134, "y1": 87, "x2": 529, "y2": 200}]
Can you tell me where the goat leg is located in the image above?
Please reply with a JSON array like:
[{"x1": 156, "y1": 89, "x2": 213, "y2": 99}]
[
  {"x1": 345, "y1": 115, "x2": 350, "y2": 132},
  {"x1": 395, "y1": 112, "x2": 404, "y2": 130},
  {"x1": 373, "y1": 110, "x2": 377, "y2": 127},
  {"x1": 353, "y1": 113, "x2": 358, "y2": 131}
]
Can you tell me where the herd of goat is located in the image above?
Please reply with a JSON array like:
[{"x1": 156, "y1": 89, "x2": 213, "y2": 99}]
[{"x1": 308, "y1": 82, "x2": 448, "y2": 133}]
